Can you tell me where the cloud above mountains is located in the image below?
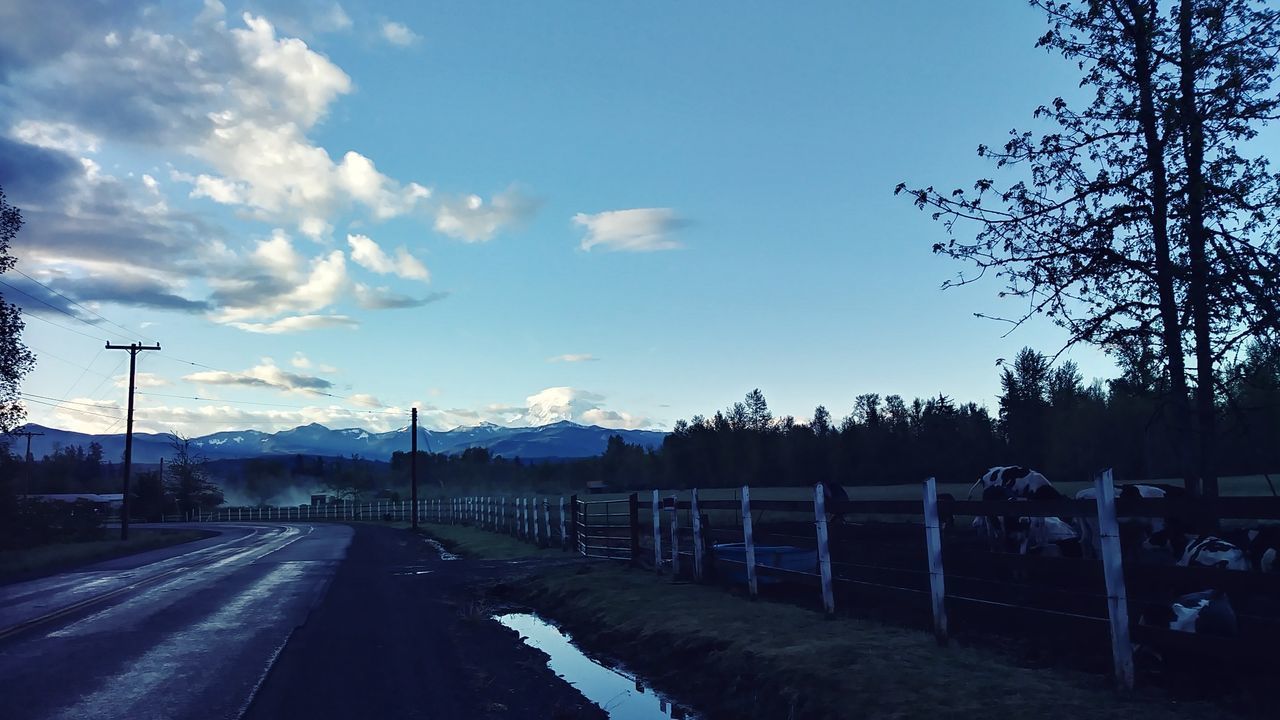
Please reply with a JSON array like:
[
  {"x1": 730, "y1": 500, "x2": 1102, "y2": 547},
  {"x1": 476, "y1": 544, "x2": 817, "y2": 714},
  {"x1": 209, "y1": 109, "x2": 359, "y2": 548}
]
[{"x1": 1, "y1": 3, "x2": 532, "y2": 332}]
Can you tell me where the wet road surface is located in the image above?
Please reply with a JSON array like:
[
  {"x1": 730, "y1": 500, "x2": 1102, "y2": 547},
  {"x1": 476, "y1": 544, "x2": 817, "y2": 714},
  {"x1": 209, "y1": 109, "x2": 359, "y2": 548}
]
[
  {"x1": 0, "y1": 523, "x2": 351, "y2": 720},
  {"x1": 1, "y1": 523, "x2": 603, "y2": 720}
]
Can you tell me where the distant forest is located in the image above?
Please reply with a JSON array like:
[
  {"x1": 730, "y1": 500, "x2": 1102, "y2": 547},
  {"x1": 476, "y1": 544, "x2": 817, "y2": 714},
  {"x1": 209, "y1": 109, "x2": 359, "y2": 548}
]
[{"x1": 5, "y1": 344, "x2": 1278, "y2": 504}]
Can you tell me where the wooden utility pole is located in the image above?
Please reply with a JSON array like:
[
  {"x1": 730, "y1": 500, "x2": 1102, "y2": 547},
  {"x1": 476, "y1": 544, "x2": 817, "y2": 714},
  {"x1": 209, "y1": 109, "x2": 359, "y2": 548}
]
[
  {"x1": 105, "y1": 342, "x2": 160, "y2": 540},
  {"x1": 8, "y1": 428, "x2": 43, "y2": 495},
  {"x1": 410, "y1": 407, "x2": 419, "y2": 530}
]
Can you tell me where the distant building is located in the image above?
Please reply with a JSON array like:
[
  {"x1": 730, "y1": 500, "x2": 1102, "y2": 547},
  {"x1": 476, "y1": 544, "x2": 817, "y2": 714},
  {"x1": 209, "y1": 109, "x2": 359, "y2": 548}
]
[
  {"x1": 22, "y1": 493, "x2": 124, "y2": 509},
  {"x1": 585, "y1": 480, "x2": 608, "y2": 495},
  {"x1": 310, "y1": 494, "x2": 334, "y2": 506}
]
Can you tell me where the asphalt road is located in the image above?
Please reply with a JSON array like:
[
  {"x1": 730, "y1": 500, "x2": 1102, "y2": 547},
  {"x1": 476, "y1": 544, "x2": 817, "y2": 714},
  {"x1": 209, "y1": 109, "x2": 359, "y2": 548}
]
[
  {"x1": 0, "y1": 523, "x2": 602, "y2": 720},
  {"x1": 0, "y1": 523, "x2": 350, "y2": 720}
]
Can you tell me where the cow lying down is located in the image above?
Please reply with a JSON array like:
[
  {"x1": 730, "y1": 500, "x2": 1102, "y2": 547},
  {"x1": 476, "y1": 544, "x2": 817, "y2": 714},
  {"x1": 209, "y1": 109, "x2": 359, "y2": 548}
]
[{"x1": 1141, "y1": 589, "x2": 1238, "y2": 636}]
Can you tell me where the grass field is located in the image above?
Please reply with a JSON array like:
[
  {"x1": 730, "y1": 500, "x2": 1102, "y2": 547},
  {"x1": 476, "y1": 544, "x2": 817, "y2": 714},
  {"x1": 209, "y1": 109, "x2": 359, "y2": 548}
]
[
  {"x1": 0, "y1": 529, "x2": 211, "y2": 581},
  {"x1": 422, "y1": 523, "x2": 1238, "y2": 720}
]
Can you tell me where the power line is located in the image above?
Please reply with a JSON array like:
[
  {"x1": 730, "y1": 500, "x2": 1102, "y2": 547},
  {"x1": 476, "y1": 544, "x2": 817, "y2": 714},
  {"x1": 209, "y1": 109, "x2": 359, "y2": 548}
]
[
  {"x1": 16, "y1": 307, "x2": 110, "y2": 342},
  {"x1": 20, "y1": 391, "x2": 121, "y2": 410},
  {"x1": 154, "y1": 352, "x2": 351, "y2": 400},
  {"x1": 10, "y1": 269, "x2": 154, "y2": 343},
  {"x1": 20, "y1": 396, "x2": 124, "y2": 421},
  {"x1": 0, "y1": 279, "x2": 133, "y2": 343},
  {"x1": 24, "y1": 343, "x2": 113, "y2": 379}
]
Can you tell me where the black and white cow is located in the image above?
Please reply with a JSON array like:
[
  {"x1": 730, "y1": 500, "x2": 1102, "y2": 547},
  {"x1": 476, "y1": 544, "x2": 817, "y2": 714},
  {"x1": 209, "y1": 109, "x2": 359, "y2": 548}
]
[
  {"x1": 1177, "y1": 535, "x2": 1252, "y2": 571},
  {"x1": 1217, "y1": 526, "x2": 1280, "y2": 574},
  {"x1": 1141, "y1": 589, "x2": 1238, "y2": 636},
  {"x1": 974, "y1": 480, "x2": 1080, "y2": 557},
  {"x1": 1073, "y1": 483, "x2": 1183, "y2": 559},
  {"x1": 968, "y1": 465, "x2": 1062, "y2": 501}
]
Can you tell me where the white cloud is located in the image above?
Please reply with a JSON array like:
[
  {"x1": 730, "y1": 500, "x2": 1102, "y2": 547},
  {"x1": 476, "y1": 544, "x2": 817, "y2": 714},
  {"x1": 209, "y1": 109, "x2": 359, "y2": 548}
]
[
  {"x1": 347, "y1": 234, "x2": 429, "y2": 281},
  {"x1": 580, "y1": 407, "x2": 651, "y2": 430},
  {"x1": 381, "y1": 21, "x2": 419, "y2": 47},
  {"x1": 209, "y1": 231, "x2": 349, "y2": 322},
  {"x1": 573, "y1": 208, "x2": 685, "y2": 252},
  {"x1": 347, "y1": 393, "x2": 383, "y2": 408},
  {"x1": 548, "y1": 354, "x2": 598, "y2": 363},
  {"x1": 228, "y1": 314, "x2": 358, "y2": 333},
  {"x1": 291, "y1": 351, "x2": 311, "y2": 369},
  {"x1": 434, "y1": 187, "x2": 538, "y2": 242},
  {"x1": 183, "y1": 359, "x2": 334, "y2": 393},
  {"x1": 10, "y1": 120, "x2": 100, "y2": 153},
  {"x1": 113, "y1": 372, "x2": 170, "y2": 389}
]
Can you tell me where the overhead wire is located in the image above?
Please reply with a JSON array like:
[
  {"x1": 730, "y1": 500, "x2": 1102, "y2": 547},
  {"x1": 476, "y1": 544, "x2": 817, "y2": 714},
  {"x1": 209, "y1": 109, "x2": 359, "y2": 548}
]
[
  {"x1": 10, "y1": 268, "x2": 155, "y2": 343},
  {"x1": 0, "y1": 279, "x2": 133, "y2": 343}
]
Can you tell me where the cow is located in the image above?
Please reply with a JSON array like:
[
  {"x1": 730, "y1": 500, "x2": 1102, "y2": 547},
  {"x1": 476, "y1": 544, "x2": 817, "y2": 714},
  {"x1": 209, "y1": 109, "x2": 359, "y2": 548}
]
[
  {"x1": 1215, "y1": 526, "x2": 1280, "y2": 574},
  {"x1": 967, "y1": 466, "x2": 1062, "y2": 501},
  {"x1": 1073, "y1": 483, "x2": 1183, "y2": 560},
  {"x1": 974, "y1": 484, "x2": 1080, "y2": 557},
  {"x1": 1178, "y1": 535, "x2": 1252, "y2": 571},
  {"x1": 1141, "y1": 589, "x2": 1238, "y2": 636}
]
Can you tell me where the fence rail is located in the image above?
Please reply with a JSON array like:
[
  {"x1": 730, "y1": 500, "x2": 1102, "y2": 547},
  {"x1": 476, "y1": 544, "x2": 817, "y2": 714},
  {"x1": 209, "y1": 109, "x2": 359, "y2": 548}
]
[
  {"x1": 419, "y1": 477, "x2": 1280, "y2": 693},
  {"x1": 170, "y1": 479, "x2": 1280, "y2": 693}
]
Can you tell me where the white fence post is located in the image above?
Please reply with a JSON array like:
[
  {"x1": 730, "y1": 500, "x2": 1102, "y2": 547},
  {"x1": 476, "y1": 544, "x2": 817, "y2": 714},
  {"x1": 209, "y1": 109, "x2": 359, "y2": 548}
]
[
  {"x1": 814, "y1": 483, "x2": 836, "y2": 616},
  {"x1": 1095, "y1": 469, "x2": 1134, "y2": 691},
  {"x1": 652, "y1": 490, "x2": 663, "y2": 573},
  {"x1": 922, "y1": 477, "x2": 948, "y2": 645},
  {"x1": 691, "y1": 488, "x2": 704, "y2": 582},
  {"x1": 542, "y1": 498, "x2": 551, "y2": 547},
  {"x1": 741, "y1": 486, "x2": 758, "y2": 598},
  {"x1": 560, "y1": 496, "x2": 567, "y2": 550},
  {"x1": 669, "y1": 495, "x2": 681, "y2": 577},
  {"x1": 534, "y1": 497, "x2": 542, "y2": 545}
]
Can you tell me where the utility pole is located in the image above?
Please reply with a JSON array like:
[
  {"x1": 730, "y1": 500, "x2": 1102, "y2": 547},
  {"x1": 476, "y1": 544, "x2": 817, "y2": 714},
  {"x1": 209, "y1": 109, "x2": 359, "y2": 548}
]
[
  {"x1": 106, "y1": 342, "x2": 160, "y2": 540},
  {"x1": 8, "y1": 428, "x2": 43, "y2": 495},
  {"x1": 411, "y1": 407, "x2": 418, "y2": 530}
]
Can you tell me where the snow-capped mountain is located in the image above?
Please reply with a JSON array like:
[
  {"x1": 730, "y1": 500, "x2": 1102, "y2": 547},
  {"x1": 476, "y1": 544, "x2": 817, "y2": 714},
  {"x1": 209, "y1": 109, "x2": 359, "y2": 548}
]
[{"x1": 7, "y1": 421, "x2": 667, "y2": 464}]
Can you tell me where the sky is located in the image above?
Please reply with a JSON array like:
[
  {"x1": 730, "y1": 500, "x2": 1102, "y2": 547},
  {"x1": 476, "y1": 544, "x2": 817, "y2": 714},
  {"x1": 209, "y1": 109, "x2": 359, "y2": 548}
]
[{"x1": 1, "y1": 0, "x2": 1124, "y2": 436}]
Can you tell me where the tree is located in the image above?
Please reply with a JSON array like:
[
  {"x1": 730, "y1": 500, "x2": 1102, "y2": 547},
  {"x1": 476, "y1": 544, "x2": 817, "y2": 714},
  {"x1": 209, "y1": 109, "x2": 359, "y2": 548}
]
[
  {"x1": 898, "y1": 0, "x2": 1280, "y2": 505},
  {"x1": 0, "y1": 187, "x2": 35, "y2": 434},
  {"x1": 164, "y1": 435, "x2": 223, "y2": 515},
  {"x1": 811, "y1": 405, "x2": 832, "y2": 436},
  {"x1": 744, "y1": 389, "x2": 773, "y2": 432}
]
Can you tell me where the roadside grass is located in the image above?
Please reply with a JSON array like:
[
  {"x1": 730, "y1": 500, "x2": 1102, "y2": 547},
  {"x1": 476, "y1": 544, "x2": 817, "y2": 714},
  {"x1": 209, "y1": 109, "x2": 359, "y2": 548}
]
[
  {"x1": 429, "y1": 524, "x2": 1238, "y2": 720},
  {"x1": 419, "y1": 523, "x2": 565, "y2": 560},
  {"x1": 0, "y1": 529, "x2": 211, "y2": 582},
  {"x1": 506, "y1": 563, "x2": 1234, "y2": 720}
]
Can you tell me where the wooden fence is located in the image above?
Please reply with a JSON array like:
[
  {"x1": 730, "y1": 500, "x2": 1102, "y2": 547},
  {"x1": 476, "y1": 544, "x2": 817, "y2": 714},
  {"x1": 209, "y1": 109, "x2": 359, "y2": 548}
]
[{"x1": 426, "y1": 472, "x2": 1280, "y2": 692}]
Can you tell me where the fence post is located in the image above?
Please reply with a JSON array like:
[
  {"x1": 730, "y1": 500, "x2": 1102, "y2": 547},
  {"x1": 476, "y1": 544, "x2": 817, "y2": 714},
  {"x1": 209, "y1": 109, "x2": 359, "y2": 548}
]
[
  {"x1": 1095, "y1": 468, "x2": 1134, "y2": 691},
  {"x1": 629, "y1": 492, "x2": 641, "y2": 567},
  {"x1": 669, "y1": 494, "x2": 681, "y2": 578},
  {"x1": 691, "y1": 488, "x2": 704, "y2": 581},
  {"x1": 741, "y1": 486, "x2": 758, "y2": 598},
  {"x1": 814, "y1": 483, "x2": 836, "y2": 616},
  {"x1": 922, "y1": 477, "x2": 948, "y2": 645},
  {"x1": 558, "y1": 496, "x2": 567, "y2": 550},
  {"x1": 534, "y1": 497, "x2": 543, "y2": 546},
  {"x1": 542, "y1": 498, "x2": 551, "y2": 548},
  {"x1": 569, "y1": 494, "x2": 579, "y2": 552},
  {"x1": 652, "y1": 490, "x2": 663, "y2": 573}
]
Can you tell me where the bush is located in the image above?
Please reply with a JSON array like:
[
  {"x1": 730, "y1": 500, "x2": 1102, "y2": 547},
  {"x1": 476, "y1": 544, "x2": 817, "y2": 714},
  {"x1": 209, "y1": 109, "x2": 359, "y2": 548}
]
[{"x1": 0, "y1": 498, "x2": 107, "y2": 550}]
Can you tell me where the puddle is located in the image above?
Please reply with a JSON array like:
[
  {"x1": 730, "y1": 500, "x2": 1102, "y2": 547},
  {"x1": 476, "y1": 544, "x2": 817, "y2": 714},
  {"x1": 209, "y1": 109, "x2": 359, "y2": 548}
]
[
  {"x1": 393, "y1": 569, "x2": 434, "y2": 576},
  {"x1": 495, "y1": 612, "x2": 697, "y2": 719},
  {"x1": 423, "y1": 538, "x2": 459, "y2": 560}
]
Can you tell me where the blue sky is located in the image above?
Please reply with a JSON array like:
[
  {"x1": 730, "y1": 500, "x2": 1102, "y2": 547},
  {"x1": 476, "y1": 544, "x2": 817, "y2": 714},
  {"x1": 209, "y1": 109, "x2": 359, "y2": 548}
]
[{"x1": 1, "y1": 0, "x2": 1117, "y2": 435}]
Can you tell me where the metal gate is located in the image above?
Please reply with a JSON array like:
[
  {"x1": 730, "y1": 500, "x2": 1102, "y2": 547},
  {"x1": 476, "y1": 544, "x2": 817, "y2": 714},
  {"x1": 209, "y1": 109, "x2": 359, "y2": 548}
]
[{"x1": 574, "y1": 494, "x2": 639, "y2": 561}]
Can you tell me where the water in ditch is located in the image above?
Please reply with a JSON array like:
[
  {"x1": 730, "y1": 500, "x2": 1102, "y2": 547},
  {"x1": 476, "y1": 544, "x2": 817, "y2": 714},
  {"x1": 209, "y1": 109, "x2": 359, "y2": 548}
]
[{"x1": 494, "y1": 612, "x2": 697, "y2": 719}]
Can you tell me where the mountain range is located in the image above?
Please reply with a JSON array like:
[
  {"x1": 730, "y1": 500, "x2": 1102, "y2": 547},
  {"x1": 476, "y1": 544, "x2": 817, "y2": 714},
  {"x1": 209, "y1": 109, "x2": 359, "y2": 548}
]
[{"x1": 7, "y1": 421, "x2": 668, "y2": 464}]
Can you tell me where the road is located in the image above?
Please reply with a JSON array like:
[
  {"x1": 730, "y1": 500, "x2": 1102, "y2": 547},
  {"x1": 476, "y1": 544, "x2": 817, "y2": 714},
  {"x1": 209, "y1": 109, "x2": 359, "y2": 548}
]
[
  {"x1": 0, "y1": 523, "x2": 349, "y2": 720},
  {"x1": 0, "y1": 523, "x2": 602, "y2": 720}
]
